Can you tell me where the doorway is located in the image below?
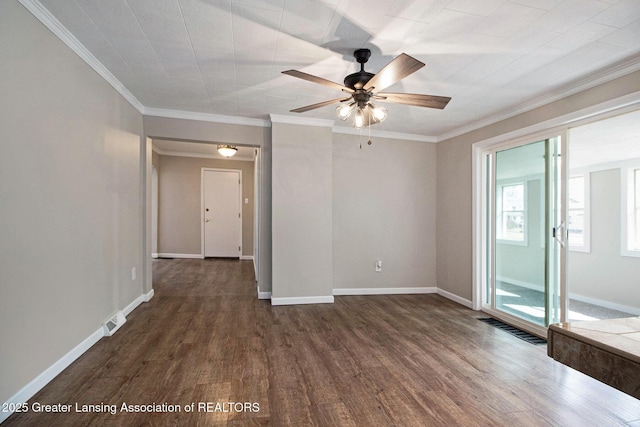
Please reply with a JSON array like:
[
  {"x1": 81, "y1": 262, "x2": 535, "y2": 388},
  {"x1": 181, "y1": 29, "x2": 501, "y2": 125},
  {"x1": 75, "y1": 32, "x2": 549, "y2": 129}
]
[
  {"x1": 480, "y1": 134, "x2": 566, "y2": 336},
  {"x1": 201, "y1": 168, "x2": 242, "y2": 258}
]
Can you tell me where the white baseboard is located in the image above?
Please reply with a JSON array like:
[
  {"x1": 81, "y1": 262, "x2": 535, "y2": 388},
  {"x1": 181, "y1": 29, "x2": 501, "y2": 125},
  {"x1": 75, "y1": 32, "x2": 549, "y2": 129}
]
[
  {"x1": 496, "y1": 276, "x2": 544, "y2": 292},
  {"x1": 157, "y1": 253, "x2": 204, "y2": 259},
  {"x1": 437, "y1": 288, "x2": 474, "y2": 309},
  {"x1": 151, "y1": 253, "x2": 159, "y2": 259},
  {"x1": 0, "y1": 327, "x2": 103, "y2": 424},
  {"x1": 271, "y1": 295, "x2": 334, "y2": 306},
  {"x1": 569, "y1": 292, "x2": 640, "y2": 316},
  {"x1": 121, "y1": 288, "x2": 154, "y2": 317},
  {"x1": 333, "y1": 287, "x2": 437, "y2": 296},
  {"x1": 258, "y1": 291, "x2": 271, "y2": 300},
  {"x1": 497, "y1": 277, "x2": 640, "y2": 316},
  {"x1": 240, "y1": 255, "x2": 254, "y2": 261},
  {"x1": 0, "y1": 290, "x2": 155, "y2": 423}
]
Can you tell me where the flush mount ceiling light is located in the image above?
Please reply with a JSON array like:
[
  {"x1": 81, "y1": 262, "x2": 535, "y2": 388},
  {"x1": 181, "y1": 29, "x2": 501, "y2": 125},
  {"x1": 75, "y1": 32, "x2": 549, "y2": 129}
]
[
  {"x1": 283, "y1": 48, "x2": 451, "y2": 129},
  {"x1": 217, "y1": 145, "x2": 238, "y2": 157}
]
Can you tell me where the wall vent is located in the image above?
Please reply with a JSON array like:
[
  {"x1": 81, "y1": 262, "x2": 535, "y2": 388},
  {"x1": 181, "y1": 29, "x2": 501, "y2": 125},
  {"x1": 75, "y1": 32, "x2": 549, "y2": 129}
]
[{"x1": 102, "y1": 311, "x2": 126, "y2": 337}]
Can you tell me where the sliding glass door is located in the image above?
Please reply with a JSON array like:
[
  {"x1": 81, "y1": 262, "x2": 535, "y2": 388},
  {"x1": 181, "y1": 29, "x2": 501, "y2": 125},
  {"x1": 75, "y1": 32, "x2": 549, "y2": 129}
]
[{"x1": 483, "y1": 135, "x2": 566, "y2": 333}]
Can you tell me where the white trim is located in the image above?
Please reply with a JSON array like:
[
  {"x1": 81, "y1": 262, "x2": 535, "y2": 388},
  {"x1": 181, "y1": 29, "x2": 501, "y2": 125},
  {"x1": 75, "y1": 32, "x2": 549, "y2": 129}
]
[
  {"x1": 567, "y1": 171, "x2": 591, "y2": 253},
  {"x1": 569, "y1": 293, "x2": 640, "y2": 316},
  {"x1": 122, "y1": 288, "x2": 154, "y2": 316},
  {"x1": 151, "y1": 253, "x2": 159, "y2": 259},
  {"x1": 18, "y1": 0, "x2": 145, "y2": 114},
  {"x1": 473, "y1": 94, "x2": 640, "y2": 327},
  {"x1": 0, "y1": 289, "x2": 154, "y2": 423},
  {"x1": 438, "y1": 56, "x2": 640, "y2": 142},
  {"x1": 152, "y1": 146, "x2": 255, "y2": 162},
  {"x1": 157, "y1": 253, "x2": 204, "y2": 259},
  {"x1": 469, "y1": 92, "x2": 640, "y2": 151},
  {"x1": 240, "y1": 255, "x2": 254, "y2": 261},
  {"x1": 333, "y1": 287, "x2": 436, "y2": 295},
  {"x1": 269, "y1": 114, "x2": 334, "y2": 128},
  {"x1": 332, "y1": 126, "x2": 437, "y2": 143},
  {"x1": 271, "y1": 295, "x2": 334, "y2": 305},
  {"x1": 496, "y1": 276, "x2": 544, "y2": 293},
  {"x1": 258, "y1": 292, "x2": 272, "y2": 300},
  {"x1": 143, "y1": 288, "x2": 155, "y2": 303},
  {"x1": 437, "y1": 288, "x2": 474, "y2": 309},
  {"x1": 144, "y1": 108, "x2": 269, "y2": 128},
  {"x1": 0, "y1": 327, "x2": 104, "y2": 423},
  {"x1": 621, "y1": 162, "x2": 640, "y2": 257},
  {"x1": 20, "y1": 0, "x2": 640, "y2": 145}
]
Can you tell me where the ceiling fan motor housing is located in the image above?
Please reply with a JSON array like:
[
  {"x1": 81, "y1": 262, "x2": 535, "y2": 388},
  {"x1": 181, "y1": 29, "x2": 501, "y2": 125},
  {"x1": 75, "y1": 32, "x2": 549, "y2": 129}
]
[{"x1": 344, "y1": 48, "x2": 374, "y2": 90}]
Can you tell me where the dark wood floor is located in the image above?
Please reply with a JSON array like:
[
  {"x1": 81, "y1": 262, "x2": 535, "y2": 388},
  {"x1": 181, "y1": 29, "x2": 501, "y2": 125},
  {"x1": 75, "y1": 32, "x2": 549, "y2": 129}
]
[{"x1": 6, "y1": 258, "x2": 640, "y2": 426}]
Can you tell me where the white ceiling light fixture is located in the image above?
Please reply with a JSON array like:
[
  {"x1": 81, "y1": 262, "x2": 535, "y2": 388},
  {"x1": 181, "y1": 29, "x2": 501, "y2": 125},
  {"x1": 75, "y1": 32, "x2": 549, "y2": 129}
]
[
  {"x1": 344, "y1": 103, "x2": 388, "y2": 129},
  {"x1": 217, "y1": 145, "x2": 238, "y2": 157}
]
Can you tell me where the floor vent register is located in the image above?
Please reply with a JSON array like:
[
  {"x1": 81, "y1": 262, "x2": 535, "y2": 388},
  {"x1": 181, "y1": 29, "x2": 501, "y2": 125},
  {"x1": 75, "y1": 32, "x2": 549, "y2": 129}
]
[{"x1": 479, "y1": 317, "x2": 547, "y2": 345}]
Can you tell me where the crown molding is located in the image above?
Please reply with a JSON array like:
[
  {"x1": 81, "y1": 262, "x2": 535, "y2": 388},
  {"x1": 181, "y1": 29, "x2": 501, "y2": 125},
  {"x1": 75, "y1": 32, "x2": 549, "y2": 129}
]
[
  {"x1": 437, "y1": 54, "x2": 640, "y2": 142},
  {"x1": 19, "y1": 0, "x2": 145, "y2": 114},
  {"x1": 23, "y1": 0, "x2": 640, "y2": 145},
  {"x1": 269, "y1": 115, "x2": 436, "y2": 142},
  {"x1": 145, "y1": 108, "x2": 270, "y2": 128},
  {"x1": 332, "y1": 125, "x2": 437, "y2": 143},
  {"x1": 269, "y1": 114, "x2": 335, "y2": 128},
  {"x1": 152, "y1": 146, "x2": 255, "y2": 162}
]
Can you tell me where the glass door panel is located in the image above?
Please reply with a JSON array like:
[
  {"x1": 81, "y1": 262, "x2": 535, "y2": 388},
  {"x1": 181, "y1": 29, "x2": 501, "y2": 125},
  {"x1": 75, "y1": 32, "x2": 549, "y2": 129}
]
[
  {"x1": 488, "y1": 136, "x2": 564, "y2": 328},
  {"x1": 494, "y1": 140, "x2": 547, "y2": 325}
]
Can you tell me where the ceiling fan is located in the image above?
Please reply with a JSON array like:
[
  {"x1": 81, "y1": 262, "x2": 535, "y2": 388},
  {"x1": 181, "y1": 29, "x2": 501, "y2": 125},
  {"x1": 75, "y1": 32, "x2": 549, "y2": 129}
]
[{"x1": 282, "y1": 48, "x2": 451, "y2": 128}]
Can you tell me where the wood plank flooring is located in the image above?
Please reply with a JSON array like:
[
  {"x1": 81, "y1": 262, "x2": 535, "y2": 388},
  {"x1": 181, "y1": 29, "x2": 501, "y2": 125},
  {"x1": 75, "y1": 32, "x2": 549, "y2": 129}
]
[{"x1": 5, "y1": 258, "x2": 640, "y2": 426}]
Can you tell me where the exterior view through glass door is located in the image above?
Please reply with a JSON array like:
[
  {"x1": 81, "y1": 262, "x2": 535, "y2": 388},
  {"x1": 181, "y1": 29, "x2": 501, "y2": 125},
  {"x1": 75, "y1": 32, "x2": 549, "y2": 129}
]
[{"x1": 483, "y1": 135, "x2": 565, "y2": 333}]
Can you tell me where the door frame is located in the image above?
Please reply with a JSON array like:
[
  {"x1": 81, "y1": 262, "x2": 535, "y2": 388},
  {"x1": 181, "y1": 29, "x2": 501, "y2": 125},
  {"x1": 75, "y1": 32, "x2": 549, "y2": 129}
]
[
  {"x1": 200, "y1": 167, "x2": 243, "y2": 258},
  {"x1": 473, "y1": 127, "x2": 568, "y2": 338}
]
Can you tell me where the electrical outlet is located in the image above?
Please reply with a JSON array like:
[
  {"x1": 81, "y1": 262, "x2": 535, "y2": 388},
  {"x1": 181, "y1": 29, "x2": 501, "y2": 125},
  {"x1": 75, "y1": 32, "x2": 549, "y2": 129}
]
[
  {"x1": 375, "y1": 260, "x2": 382, "y2": 272},
  {"x1": 131, "y1": 267, "x2": 136, "y2": 281}
]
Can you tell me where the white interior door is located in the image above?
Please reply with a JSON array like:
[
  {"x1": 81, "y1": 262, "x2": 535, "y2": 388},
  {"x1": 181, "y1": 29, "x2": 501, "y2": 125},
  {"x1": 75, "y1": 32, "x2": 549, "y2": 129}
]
[{"x1": 202, "y1": 169, "x2": 241, "y2": 258}]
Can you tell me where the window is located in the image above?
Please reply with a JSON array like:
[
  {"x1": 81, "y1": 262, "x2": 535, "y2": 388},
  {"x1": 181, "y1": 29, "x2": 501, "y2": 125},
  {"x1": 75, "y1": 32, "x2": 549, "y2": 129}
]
[
  {"x1": 629, "y1": 169, "x2": 640, "y2": 251},
  {"x1": 622, "y1": 165, "x2": 640, "y2": 257},
  {"x1": 498, "y1": 183, "x2": 525, "y2": 242},
  {"x1": 568, "y1": 174, "x2": 590, "y2": 252}
]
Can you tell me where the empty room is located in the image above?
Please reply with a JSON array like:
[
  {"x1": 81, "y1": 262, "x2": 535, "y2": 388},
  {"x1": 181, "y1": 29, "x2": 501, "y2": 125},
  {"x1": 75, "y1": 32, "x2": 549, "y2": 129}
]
[{"x1": 2, "y1": 0, "x2": 640, "y2": 425}]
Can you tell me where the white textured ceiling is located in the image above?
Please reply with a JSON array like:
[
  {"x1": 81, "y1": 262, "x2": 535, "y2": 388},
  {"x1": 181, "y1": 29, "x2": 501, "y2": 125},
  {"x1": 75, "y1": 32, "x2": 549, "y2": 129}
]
[{"x1": 32, "y1": 0, "x2": 640, "y2": 139}]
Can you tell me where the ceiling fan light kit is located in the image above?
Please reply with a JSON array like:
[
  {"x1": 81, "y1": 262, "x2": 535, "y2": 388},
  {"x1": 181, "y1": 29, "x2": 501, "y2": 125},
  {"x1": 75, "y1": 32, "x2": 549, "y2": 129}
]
[
  {"x1": 283, "y1": 48, "x2": 451, "y2": 129},
  {"x1": 217, "y1": 144, "x2": 238, "y2": 157}
]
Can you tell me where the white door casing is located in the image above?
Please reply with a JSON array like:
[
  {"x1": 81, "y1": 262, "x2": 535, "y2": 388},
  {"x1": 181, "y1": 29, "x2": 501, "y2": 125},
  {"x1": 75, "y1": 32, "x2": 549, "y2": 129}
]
[{"x1": 202, "y1": 168, "x2": 242, "y2": 258}]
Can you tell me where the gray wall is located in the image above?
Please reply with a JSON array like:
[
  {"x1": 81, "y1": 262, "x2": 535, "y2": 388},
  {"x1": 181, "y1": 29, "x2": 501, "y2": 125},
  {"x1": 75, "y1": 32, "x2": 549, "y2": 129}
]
[
  {"x1": 143, "y1": 116, "x2": 272, "y2": 294},
  {"x1": 0, "y1": 1, "x2": 144, "y2": 403},
  {"x1": 569, "y1": 168, "x2": 640, "y2": 308},
  {"x1": 333, "y1": 134, "x2": 437, "y2": 290},
  {"x1": 156, "y1": 153, "x2": 255, "y2": 257},
  {"x1": 271, "y1": 121, "x2": 333, "y2": 300},
  {"x1": 437, "y1": 70, "x2": 640, "y2": 302}
]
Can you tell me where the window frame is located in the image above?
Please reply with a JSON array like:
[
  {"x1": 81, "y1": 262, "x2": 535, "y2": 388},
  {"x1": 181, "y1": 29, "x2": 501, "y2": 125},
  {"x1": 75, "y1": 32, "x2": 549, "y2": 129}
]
[
  {"x1": 567, "y1": 171, "x2": 591, "y2": 253},
  {"x1": 622, "y1": 163, "x2": 640, "y2": 257},
  {"x1": 496, "y1": 180, "x2": 528, "y2": 246}
]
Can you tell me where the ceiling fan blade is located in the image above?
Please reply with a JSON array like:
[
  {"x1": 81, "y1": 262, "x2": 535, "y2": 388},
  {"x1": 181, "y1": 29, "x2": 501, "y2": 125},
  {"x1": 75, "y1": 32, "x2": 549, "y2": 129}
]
[
  {"x1": 374, "y1": 92, "x2": 451, "y2": 109},
  {"x1": 290, "y1": 97, "x2": 350, "y2": 113},
  {"x1": 282, "y1": 70, "x2": 353, "y2": 93},
  {"x1": 363, "y1": 53, "x2": 425, "y2": 92}
]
